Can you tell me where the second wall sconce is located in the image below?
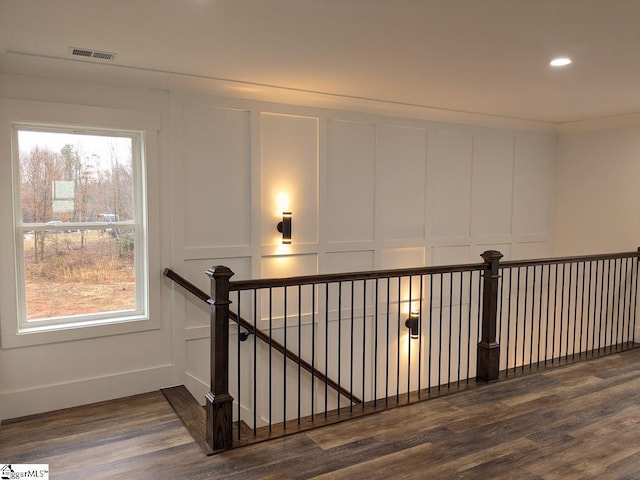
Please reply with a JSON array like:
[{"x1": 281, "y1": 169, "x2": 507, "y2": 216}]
[
  {"x1": 405, "y1": 312, "x2": 420, "y2": 339},
  {"x1": 277, "y1": 211, "x2": 292, "y2": 244}
]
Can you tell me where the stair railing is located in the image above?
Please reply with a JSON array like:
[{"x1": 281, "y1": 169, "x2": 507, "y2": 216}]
[
  {"x1": 164, "y1": 267, "x2": 361, "y2": 449},
  {"x1": 204, "y1": 257, "x2": 491, "y2": 452},
  {"x1": 167, "y1": 248, "x2": 640, "y2": 453}
]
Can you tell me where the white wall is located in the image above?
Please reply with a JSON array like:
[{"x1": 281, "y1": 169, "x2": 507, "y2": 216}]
[
  {"x1": 0, "y1": 73, "x2": 177, "y2": 420},
  {"x1": 0, "y1": 63, "x2": 558, "y2": 419},
  {"x1": 553, "y1": 121, "x2": 640, "y2": 341},
  {"x1": 554, "y1": 123, "x2": 640, "y2": 255},
  {"x1": 173, "y1": 91, "x2": 557, "y2": 403}
]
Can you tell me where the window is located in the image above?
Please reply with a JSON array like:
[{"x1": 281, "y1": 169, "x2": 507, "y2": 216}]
[{"x1": 11, "y1": 123, "x2": 148, "y2": 332}]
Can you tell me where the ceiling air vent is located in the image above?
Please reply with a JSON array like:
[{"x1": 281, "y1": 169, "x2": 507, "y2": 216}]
[{"x1": 69, "y1": 47, "x2": 116, "y2": 61}]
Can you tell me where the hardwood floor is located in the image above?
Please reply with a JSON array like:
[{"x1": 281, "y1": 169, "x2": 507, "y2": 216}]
[{"x1": 2, "y1": 349, "x2": 640, "y2": 479}]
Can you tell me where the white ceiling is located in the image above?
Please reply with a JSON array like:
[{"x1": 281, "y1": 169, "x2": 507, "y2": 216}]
[{"x1": 1, "y1": 0, "x2": 639, "y2": 124}]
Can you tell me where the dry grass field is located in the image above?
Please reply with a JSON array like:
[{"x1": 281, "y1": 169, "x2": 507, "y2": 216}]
[{"x1": 23, "y1": 230, "x2": 135, "y2": 319}]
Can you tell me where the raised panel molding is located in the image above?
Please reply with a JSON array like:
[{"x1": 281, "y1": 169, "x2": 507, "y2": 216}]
[
  {"x1": 511, "y1": 241, "x2": 552, "y2": 260},
  {"x1": 431, "y1": 245, "x2": 471, "y2": 266},
  {"x1": 512, "y1": 134, "x2": 555, "y2": 238},
  {"x1": 261, "y1": 113, "x2": 319, "y2": 246},
  {"x1": 471, "y1": 134, "x2": 514, "y2": 238},
  {"x1": 178, "y1": 101, "x2": 557, "y2": 428},
  {"x1": 325, "y1": 250, "x2": 375, "y2": 274},
  {"x1": 429, "y1": 130, "x2": 473, "y2": 239},
  {"x1": 261, "y1": 253, "x2": 318, "y2": 279},
  {"x1": 381, "y1": 247, "x2": 426, "y2": 269},
  {"x1": 183, "y1": 257, "x2": 252, "y2": 292},
  {"x1": 183, "y1": 105, "x2": 251, "y2": 248},
  {"x1": 326, "y1": 120, "x2": 375, "y2": 242},
  {"x1": 183, "y1": 246, "x2": 253, "y2": 261},
  {"x1": 376, "y1": 125, "x2": 427, "y2": 241}
]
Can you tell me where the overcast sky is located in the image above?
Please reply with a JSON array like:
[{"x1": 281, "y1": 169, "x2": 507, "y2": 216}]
[{"x1": 17, "y1": 130, "x2": 133, "y2": 173}]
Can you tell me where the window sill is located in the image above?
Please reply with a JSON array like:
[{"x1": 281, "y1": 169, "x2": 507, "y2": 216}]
[{"x1": 1, "y1": 314, "x2": 161, "y2": 349}]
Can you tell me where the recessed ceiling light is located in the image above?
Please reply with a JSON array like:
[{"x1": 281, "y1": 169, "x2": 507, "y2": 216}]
[{"x1": 550, "y1": 57, "x2": 572, "y2": 67}]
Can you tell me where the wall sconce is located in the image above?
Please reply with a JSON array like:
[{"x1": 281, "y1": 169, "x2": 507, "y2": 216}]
[
  {"x1": 405, "y1": 312, "x2": 419, "y2": 339},
  {"x1": 277, "y1": 211, "x2": 292, "y2": 244}
]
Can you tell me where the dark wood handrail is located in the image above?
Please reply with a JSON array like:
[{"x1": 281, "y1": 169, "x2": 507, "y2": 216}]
[
  {"x1": 230, "y1": 262, "x2": 486, "y2": 291},
  {"x1": 164, "y1": 268, "x2": 210, "y2": 303},
  {"x1": 228, "y1": 250, "x2": 640, "y2": 292},
  {"x1": 164, "y1": 268, "x2": 362, "y2": 404},
  {"x1": 500, "y1": 250, "x2": 640, "y2": 268}
]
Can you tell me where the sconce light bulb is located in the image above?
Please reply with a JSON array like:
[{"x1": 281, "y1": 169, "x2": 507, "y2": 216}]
[
  {"x1": 405, "y1": 313, "x2": 419, "y2": 339},
  {"x1": 277, "y1": 211, "x2": 292, "y2": 245}
]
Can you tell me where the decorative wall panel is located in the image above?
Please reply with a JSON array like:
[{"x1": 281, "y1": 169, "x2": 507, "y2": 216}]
[
  {"x1": 376, "y1": 125, "x2": 427, "y2": 241},
  {"x1": 381, "y1": 247, "x2": 426, "y2": 269},
  {"x1": 326, "y1": 120, "x2": 375, "y2": 243},
  {"x1": 325, "y1": 250, "x2": 375, "y2": 274},
  {"x1": 183, "y1": 105, "x2": 251, "y2": 247},
  {"x1": 512, "y1": 135, "x2": 555, "y2": 238},
  {"x1": 261, "y1": 113, "x2": 318, "y2": 246},
  {"x1": 429, "y1": 130, "x2": 473, "y2": 239},
  {"x1": 471, "y1": 134, "x2": 514, "y2": 238}
]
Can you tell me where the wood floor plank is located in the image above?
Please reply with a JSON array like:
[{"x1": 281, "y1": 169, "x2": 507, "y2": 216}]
[
  {"x1": 596, "y1": 450, "x2": 640, "y2": 480},
  {"x1": 2, "y1": 348, "x2": 640, "y2": 479},
  {"x1": 307, "y1": 441, "x2": 441, "y2": 480},
  {"x1": 161, "y1": 385, "x2": 213, "y2": 455},
  {"x1": 305, "y1": 397, "x2": 462, "y2": 449}
]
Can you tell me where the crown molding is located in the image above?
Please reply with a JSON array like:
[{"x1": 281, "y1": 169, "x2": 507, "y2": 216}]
[
  {"x1": 557, "y1": 113, "x2": 640, "y2": 134},
  {"x1": 0, "y1": 51, "x2": 558, "y2": 132}
]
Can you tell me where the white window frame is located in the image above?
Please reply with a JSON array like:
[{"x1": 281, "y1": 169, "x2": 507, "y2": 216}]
[
  {"x1": 13, "y1": 123, "x2": 148, "y2": 331},
  {"x1": 0, "y1": 99, "x2": 161, "y2": 348}
]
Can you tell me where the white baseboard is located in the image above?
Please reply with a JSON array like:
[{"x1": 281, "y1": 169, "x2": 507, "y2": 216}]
[
  {"x1": 0, "y1": 364, "x2": 177, "y2": 421},
  {"x1": 184, "y1": 372, "x2": 208, "y2": 406}
]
